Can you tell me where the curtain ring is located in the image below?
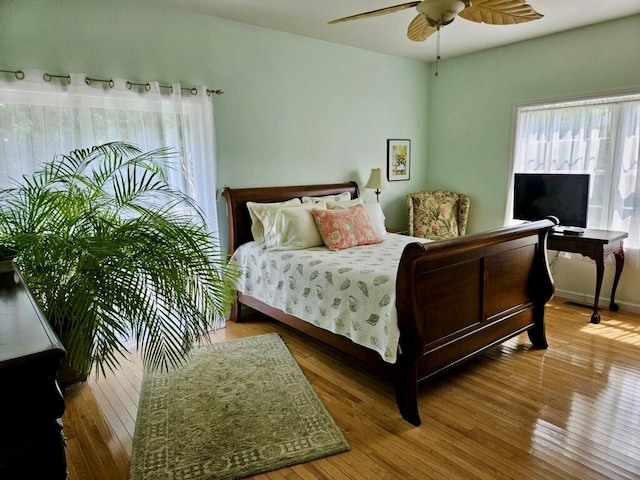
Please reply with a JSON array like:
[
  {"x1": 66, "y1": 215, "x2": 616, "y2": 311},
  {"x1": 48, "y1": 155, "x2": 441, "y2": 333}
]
[
  {"x1": 44, "y1": 73, "x2": 72, "y2": 84},
  {"x1": 191, "y1": 87, "x2": 198, "y2": 96},
  {"x1": 2, "y1": 69, "x2": 25, "y2": 80},
  {"x1": 126, "y1": 81, "x2": 152, "y2": 91},
  {"x1": 85, "y1": 77, "x2": 114, "y2": 88}
]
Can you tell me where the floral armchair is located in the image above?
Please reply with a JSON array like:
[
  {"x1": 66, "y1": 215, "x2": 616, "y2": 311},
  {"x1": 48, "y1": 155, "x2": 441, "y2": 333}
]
[{"x1": 406, "y1": 190, "x2": 470, "y2": 240}]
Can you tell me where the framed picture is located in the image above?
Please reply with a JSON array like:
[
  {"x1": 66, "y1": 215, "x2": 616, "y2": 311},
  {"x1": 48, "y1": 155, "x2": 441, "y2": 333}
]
[{"x1": 387, "y1": 139, "x2": 411, "y2": 181}]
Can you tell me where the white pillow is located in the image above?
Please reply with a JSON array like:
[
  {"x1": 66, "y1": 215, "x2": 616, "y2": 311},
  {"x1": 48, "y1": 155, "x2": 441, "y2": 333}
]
[
  {"x1": 363, "y1": 202, "x2": 387, "y2": 237},
  {"x1": 301, "y1": 191, "x2": 351, "y2": 204},
  {"x1": 326, "y1": 198, "x2": 364, "y2": 210},
  {"x1": 265, "y1": 204, "x2": 326, "y2": 250},
  {"x1": 247, "y1": 198, "x2": 302, "y2": 247}
]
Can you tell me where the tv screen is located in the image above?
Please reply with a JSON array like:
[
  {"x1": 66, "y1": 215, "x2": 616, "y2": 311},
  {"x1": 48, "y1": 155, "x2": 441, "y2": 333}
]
[{"x1": 513, "y1": 173, "x2": 590, "y2": 228}]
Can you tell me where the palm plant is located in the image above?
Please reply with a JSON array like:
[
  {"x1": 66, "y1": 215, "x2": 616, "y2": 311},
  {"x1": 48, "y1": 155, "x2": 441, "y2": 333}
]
[{"x1": 0, "y1": 142, "x2": 239, "y2": 382}]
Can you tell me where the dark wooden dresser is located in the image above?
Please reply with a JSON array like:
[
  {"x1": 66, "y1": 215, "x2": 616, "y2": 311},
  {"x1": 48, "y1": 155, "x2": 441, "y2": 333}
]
[{"x1": 0, "y1": 268, "x2": 67, "y2": 479}]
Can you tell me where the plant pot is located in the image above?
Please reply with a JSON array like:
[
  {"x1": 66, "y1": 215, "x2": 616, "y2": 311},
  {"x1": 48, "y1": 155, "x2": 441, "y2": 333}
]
[{"x1": 56, "y1": 361, "x2": 89, "y2": 390}]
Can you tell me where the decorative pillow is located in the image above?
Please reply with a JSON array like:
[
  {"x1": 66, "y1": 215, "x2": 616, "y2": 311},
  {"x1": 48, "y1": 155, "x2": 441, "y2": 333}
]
[
  {"x1": 302, "y1": 192, "x2": 351, "y2": 204},
  {"x1": 246, "y1": 198, "x2": 302, "y2": 247},
  {"x1": 326, "y1": 200, "x2": 386, "y2": 237},
  {"x1": 362, "y1": 202, "x2": 387, "y2": 237},
  {"x1": 264, "y1": 204, "x2": 325, "y2": 250},
  {"x1": 311, "y1": 204, "x2": 382, "y2": 250}
]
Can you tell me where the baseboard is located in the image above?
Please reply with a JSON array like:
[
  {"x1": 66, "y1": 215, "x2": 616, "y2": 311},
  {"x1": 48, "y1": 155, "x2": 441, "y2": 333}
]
[{"x1": 553, "y1": 288, "x2": 640, "y2": 315}]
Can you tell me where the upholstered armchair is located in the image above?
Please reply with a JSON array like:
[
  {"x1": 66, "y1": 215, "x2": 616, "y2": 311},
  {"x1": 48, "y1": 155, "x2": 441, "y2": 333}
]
[{"x1": 406, "y1": 190, "x2": 470, "y2": 240}]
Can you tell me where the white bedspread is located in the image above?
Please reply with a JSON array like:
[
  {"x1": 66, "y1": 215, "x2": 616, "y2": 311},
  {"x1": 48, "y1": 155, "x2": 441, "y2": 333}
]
[{"x1": 230, "y1": 233, "x2": 430, "y2": 363}]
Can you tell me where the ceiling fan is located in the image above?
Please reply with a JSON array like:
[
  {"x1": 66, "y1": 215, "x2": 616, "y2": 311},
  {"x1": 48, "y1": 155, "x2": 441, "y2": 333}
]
[{"x1": 328, "y1": 0, "x2": 543, "y2": 43}]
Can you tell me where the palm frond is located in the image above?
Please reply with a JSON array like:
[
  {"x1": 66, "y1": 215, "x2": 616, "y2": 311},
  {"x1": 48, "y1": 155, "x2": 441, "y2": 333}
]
[{"x1": 0, "y1": 141, "x2": 239, "y2": 378}]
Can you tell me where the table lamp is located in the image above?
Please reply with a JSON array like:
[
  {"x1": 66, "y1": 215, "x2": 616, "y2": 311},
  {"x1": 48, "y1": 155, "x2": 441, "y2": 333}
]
[{"x1": 365, "y1": 168, "x2": 390, "y2": 203}]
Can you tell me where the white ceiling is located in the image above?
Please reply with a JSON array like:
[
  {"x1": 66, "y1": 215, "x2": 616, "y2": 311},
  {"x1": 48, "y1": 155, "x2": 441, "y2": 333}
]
[{"x1": 154, "y1": 0, "x2": 640, "y2": 62}]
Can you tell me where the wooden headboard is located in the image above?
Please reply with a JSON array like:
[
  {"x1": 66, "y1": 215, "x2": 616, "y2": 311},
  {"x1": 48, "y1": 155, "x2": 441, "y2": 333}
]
[{"x1": 221, "y1": 182, "x2": 360, "y2": 255}]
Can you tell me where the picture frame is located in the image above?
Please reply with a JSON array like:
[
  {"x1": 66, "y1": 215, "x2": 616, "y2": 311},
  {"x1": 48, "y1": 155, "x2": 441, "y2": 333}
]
[{"x1": 387, "y1": 139, "x2": 411, "y2": 181}]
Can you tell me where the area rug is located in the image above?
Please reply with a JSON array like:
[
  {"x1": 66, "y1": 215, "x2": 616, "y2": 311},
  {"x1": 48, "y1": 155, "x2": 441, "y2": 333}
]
[{"x1": 128, "y1": 333, "x2": 349, "y2": 480}]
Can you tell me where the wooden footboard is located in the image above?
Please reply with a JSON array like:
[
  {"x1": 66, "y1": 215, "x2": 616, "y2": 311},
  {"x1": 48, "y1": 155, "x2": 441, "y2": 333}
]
[
  {"x1": 394, "y1": 218, "x2": 556, "y2": 425},
  {"x1": 222, "y1": 183, "x2": 557, "y2": 426}
]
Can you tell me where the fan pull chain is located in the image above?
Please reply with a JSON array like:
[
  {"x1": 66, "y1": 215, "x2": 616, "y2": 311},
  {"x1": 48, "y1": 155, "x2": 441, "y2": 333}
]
[{"x1": 435, "y1": 26, "x2": 441, "y2": 77}]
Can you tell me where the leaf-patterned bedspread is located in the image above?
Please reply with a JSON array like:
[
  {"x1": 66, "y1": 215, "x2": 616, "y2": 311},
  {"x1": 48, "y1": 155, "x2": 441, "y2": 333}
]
[{"x1": 231, "y1": 233, "x2": 430, "y2": 363}]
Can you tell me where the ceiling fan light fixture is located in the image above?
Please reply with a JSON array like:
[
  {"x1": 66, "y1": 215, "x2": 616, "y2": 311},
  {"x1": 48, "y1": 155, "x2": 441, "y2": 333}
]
[{"x1": 417, "y1": 0, "x2": 470, "y2": 27}]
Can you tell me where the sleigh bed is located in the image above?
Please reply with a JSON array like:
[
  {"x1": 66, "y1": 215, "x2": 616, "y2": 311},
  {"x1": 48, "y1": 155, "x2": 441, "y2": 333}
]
[{"x1": 222, "y1": 182, "x2": 557, "y2": 426}]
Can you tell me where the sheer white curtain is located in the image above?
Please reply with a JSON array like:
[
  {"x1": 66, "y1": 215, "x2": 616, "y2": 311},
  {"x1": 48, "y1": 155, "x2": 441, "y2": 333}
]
[
  {"x1": 0, "y1": 69, "x2": 219, "y2": 232},
  {"x1": 507, "y1": 94, "x2": 640, "y2": 248}
]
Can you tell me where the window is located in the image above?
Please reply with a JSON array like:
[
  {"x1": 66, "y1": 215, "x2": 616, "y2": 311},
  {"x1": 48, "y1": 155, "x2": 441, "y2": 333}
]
[
  {"x1": 0, "y1": 70, "x2": 219, "y2": 232},
  {"x1": 509, "y1": 93, "x2": 640, "y2": 248}
]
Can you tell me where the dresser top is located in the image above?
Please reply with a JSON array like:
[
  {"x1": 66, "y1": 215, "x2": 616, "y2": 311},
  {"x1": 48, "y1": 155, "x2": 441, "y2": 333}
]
[{"x1": 0, "y1": 269, "x2": 65, "y2": 367}]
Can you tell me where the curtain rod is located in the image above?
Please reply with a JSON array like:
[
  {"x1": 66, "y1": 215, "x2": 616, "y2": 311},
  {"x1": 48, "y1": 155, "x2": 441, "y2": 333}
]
[{"x1": 1, "y1": 68, "x2": 223, "y2": 96}]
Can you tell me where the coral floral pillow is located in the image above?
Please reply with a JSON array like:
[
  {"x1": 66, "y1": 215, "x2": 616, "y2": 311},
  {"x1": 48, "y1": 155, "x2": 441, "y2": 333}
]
[{"x1": 311, "y1": 204, "x2": 382, "y2": 250}]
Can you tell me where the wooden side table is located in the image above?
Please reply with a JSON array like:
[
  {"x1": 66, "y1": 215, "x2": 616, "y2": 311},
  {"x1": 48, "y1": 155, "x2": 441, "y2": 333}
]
[
  {"x1": 387, "y1": 228, "x2": 408, "y2": 235},
  {"x1": 547, "y1": 229, "x2": 628, "y2": 324}
]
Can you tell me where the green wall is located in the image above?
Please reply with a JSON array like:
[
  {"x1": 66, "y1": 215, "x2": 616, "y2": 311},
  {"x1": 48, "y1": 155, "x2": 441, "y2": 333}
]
[
  {"x1": 427, "y1": 15, "x2": 640, "y2": 310},
  {"x1": 2, "y1": 0, "x2": 640, "y2": 310},
  {"x1": 0, "y1": 0, "x2": 431, "y2": 242},
  {"x1": 427, "y1": 15, "x2": 640, "y2": 233}
]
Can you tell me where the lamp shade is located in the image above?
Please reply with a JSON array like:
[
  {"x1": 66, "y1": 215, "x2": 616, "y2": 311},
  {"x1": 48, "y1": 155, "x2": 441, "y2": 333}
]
[
  {"x1": 365, "y1": 168, "x2": 390, "y2": 202},
  {"x1": 365, "y1": 168, "x2": 390, "y2": 191}
]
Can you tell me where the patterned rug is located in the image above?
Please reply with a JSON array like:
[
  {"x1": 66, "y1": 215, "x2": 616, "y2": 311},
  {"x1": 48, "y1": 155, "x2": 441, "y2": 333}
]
[{"x1": 128, "y1": 333, "x2": 349, "y2": 480}]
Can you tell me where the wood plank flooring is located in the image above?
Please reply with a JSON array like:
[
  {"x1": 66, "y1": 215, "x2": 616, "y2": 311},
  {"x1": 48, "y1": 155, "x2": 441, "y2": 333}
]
[{"x1": 62, "y1": 298, "x2": 640, "y2": 479}]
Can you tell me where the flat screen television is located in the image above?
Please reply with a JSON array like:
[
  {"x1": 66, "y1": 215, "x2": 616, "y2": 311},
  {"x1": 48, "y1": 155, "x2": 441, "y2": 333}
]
[{"x1": 513, "y1": 173, "x2": 590, "y2": 228}]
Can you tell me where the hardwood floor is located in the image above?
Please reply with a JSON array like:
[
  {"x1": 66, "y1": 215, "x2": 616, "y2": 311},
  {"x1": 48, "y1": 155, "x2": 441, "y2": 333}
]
[{"x1": 62, "y1": 298, "x2": 640, "y2": 479}]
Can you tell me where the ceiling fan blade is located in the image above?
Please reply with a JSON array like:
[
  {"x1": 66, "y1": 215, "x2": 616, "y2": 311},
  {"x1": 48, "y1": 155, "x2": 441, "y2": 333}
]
[
  {"x1": 328, "y1": 2, "x2": 421, "y2": 25},
  {"x1": 458, "y1": 0, "x2": 543, "y2": 25},
  {"x1": 407, "y1": 14, "x2": 437, "y2": 42}
]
